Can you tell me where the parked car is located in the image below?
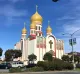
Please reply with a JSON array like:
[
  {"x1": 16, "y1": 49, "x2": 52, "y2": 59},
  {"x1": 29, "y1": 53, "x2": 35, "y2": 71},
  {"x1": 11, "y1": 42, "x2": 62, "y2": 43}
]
[
  {"x1": 26, "y1": 64, "x2": 36, "y2": 68},
  {"x1": 0, "y1": 62, "x2": 12, "y2": 69},
  {"x1": 11, "y1": 61, "x2": 24, "y2": 68},
  {"x1": 76, "y1": 64, "x2": 80, "y2": 68}
]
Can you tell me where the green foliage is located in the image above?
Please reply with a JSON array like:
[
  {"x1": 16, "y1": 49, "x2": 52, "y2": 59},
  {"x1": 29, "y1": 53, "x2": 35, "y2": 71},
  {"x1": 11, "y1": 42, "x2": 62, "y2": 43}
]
[
  {"x1": 26, "y1": 66, "x2": 44, "y2": 72},
  {"x1": 43, "y1": 52, "x2": 53, "y2": 61},
  {"x1": 5, "y1": 49, "x2": 22, "y2": 61},
  {"x1": 0, "y1": 48, "x2": 3, "y2": 57},
  {"x1": 28, "y1": 54, "x2": 37, "y2": 64},
  {"x1": 9, "y1": 67, "x2": 22, "y2": 73},
  {"x1": 63, "y1": 62, "x2": 73, "y2": 70},
  {"x1": 37, "y1": 58, "x2": 73, "y2": 71},
  {"x1": 14, "y1": 50, "x2": 22, "y2": 58},
  {"x1": 62, "y1": 55, "x2": 70, "y2": 62},
  {"x1": 70, "y1": 55, "x2": 80, "y2": 63},
  {"x1": 37, "y1": 61, "x2": 44, "y2": 67}
]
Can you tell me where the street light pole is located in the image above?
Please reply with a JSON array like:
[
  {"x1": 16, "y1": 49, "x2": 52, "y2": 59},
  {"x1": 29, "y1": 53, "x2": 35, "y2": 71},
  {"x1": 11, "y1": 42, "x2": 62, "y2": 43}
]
[
  {"x1": 62, "y1": 29, "x2": 80, "y2": 70},
  {"x1": 71, "y1": 34, "x2": 75, "y2": 70}
]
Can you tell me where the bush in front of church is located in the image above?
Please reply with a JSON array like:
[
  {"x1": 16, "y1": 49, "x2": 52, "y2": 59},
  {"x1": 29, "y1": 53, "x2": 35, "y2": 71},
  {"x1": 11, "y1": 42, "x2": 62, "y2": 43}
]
[
  {"x1": 37, "y1": 61, "x2": 49, "y2": 70},
  {"x1": 43, "y1": 52, "x2": 53, "y2": 61},
  {"x1": 62, "y1": 62, "x2": 73, "y2": 70},
  {"x1": 26, "y1": 66, "x2": 44, "y2": 72},
  {"x1": 37, "y1": 58, "x2": 73, "y2": 71},
  {"x1": 9, "y1": 67, "x2": 22, "y2": 73}
]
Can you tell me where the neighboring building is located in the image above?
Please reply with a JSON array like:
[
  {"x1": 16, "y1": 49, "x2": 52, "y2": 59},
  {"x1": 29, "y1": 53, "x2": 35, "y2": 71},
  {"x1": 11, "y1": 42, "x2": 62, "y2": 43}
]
[
  {"x1": 67, "y1": 52, "x2": 80, "y2": 57},
  {"x1": 14, "y1": 6, "x2": 64, "y2": 65}
]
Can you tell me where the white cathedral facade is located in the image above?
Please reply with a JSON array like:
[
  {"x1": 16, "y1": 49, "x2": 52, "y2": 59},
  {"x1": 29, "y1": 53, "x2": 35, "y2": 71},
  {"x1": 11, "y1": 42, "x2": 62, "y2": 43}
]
[{"x1": 14, "y1": 6, "x2": 64, "y2": 65}]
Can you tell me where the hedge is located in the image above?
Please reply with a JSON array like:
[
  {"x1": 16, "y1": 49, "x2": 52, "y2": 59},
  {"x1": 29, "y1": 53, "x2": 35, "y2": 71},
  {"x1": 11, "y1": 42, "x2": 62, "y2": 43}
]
[
  {"x1": 26, "y1": 66, "x2": 44, "y2": 72},
  {"x1": 37, "y1": 58, "x2": 73, "y2": 71}
]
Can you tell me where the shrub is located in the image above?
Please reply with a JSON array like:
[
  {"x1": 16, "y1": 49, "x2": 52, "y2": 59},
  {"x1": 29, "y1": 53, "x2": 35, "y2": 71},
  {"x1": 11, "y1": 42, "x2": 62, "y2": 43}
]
[
  {"x1": 63, "y1": 62, "x2": 73, "y2": 70},
  {"x1": 76, "y1": 64, "x2": 80, "y2": 68},
  {"x1": 37, "y1": 61, "x2": 44, "y2": 67},
  {"x1": 26, "y1": 66, "x2": 44, "y2": 72},
  {"x1": 9, "y1": 67, "x2": 22, "y2": 73},
  {"x1": 37, "y1": 58, "x2": 73, "y2": 71}
]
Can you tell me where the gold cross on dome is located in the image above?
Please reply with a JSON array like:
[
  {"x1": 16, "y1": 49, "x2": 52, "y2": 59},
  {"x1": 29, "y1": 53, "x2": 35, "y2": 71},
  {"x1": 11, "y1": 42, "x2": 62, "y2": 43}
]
[
  {"x1": 24, "y1": 22, "x2": 26, "y2": 28},
  {"x1": 48, "y1": 20, "x2": 50, "y2": 25},
  {"x1": 36, "y1": 5, "x2": 38, "y2": 12}
]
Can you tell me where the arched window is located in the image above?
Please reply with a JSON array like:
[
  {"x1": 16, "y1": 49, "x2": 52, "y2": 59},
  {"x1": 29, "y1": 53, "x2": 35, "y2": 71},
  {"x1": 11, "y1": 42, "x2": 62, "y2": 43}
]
[
  {"x1": 36, "y1": 26, "x2": 37, "y2": 30},
  {"x1": 36, "y1": 32, "x2": 37, "y2": 36},
  {"x1": 31, "y1": 30, "x2": 33, "y2": 34},
  {"x1": 39, "y1": 26, "x2": 40, "y2": 30},
  {"x1": 39, "y1": 33, "x2": 41, "y2": 36}
]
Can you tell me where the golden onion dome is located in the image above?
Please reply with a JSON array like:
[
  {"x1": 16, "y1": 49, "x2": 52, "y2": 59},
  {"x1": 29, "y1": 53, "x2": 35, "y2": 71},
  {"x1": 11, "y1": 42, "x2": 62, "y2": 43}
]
[
  {"x1": 31, "y1": 5, "x2": 43, "y2": 24},
  {"x1": 22, "y1": 23, "x2": 27, "y2": 34},
  {"x1": 47, "y1": 25, "x2": 52, "y2": 33},
  {"x1": 30, "y1": 23, "x2": 36, "y2": 29}
]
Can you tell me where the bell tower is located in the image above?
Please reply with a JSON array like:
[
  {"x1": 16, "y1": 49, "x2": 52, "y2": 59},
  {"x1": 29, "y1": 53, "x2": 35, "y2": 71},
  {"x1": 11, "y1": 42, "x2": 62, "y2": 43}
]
[
  {"x1": 21, "y1": 22, "x2": 27, "y2": 39},
  {"x1": 21, "y1": 22, "x2": 27, "y2": 62},
  {"x1": 46, "y1": 21, "x2": 52, "y2": 35},
  {"x1": 30, "y1": 5, "x2": 43, "y2": 37}
]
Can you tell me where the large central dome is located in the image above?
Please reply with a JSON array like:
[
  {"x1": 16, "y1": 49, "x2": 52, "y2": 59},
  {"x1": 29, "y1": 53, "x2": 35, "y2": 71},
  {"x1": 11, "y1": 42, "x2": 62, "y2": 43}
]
[{"x1": 30, "y1": 6, "x2": 43, "y2": 24}]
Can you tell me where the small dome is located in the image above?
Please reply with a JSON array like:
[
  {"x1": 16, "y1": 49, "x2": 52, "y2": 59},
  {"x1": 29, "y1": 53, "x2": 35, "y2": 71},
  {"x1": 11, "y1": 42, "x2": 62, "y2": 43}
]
[
  {"x1": 22, "y1": 27, "x2": 27, "y2": 34},
  {"x1": 47, "y1": 25, "x2": 52, "y2": 33},
  {"x1": 31, "y1": 11, "x2": 43, "y2": 24},
  {"x1": 30, "y1": 23, "x2": 36, "y2": 29}
]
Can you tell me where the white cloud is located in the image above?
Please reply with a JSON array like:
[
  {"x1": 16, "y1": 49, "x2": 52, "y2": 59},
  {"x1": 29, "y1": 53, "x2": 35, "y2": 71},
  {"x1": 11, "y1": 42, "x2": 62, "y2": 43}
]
[
  {"x1": 63, "y1": 20, "x2": 80, "y2": 34},
  {"x1": 0, "y1": 4, "x2": 28, "y2": 27},
  {"x1": 58, "y1": 16, "x2": 75, "y2": 20},
  {"x1": 0, "y1": 0, "x2": 25, "y2": 3},
  {"x1": 62, "y1": 19, "x2": 80, "y2": 53},
  {"x1": 0, "y1": 4, "x2": 27, "y2": 17},
  {"x1": 58, "y1": 0, "x2": 80, "y2": 53},
  {"x1": 8, "y1": 0, "x2": 26, "y2": 3}
]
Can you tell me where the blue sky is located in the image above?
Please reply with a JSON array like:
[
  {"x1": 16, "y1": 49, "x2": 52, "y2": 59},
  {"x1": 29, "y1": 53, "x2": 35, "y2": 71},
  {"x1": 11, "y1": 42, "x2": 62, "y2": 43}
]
[{"x1": 0, "y1": 0, "x2": 80, "y2": 56}]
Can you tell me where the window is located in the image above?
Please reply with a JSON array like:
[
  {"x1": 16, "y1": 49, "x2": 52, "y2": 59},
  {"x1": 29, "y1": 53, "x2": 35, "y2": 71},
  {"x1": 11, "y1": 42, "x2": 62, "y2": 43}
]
[
  {"x1": 39, "y1": 33, "x2": 41, "y2": 36},
  {"x1": 31, "y1": 30, "x2": 33, "y2": 34},
  {"x1": 39, "y1": 26, "x2": 40, "y2": 30},
  {"x1": 36, "y1": 32, "x2": 37, "y2": 36},
  {"x1": 36, "y1": 26, "x2": 37, "y2": 30}
]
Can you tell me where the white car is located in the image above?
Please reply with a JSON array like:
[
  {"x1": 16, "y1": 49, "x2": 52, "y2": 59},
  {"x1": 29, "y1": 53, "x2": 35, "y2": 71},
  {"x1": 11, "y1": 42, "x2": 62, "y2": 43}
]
[{"x1": 11, "y1": 61, "x2": 24, "y2": 68}]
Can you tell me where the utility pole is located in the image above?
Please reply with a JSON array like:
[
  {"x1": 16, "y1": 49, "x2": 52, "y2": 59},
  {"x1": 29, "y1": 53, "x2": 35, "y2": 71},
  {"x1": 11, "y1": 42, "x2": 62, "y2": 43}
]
[{"x1": 62, "y1": 29, "x2": 80, "y2": 70}]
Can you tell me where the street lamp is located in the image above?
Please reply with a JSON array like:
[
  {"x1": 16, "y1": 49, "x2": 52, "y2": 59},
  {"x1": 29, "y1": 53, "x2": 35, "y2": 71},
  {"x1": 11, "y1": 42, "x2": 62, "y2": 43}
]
[{"x1": 62, "y1": 29, "x2": 80, "y2": 70}]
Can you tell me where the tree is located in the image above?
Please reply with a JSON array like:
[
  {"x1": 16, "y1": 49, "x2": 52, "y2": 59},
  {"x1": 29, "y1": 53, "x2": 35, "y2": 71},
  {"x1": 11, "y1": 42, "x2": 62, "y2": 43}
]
[
  {"x1": 0, "y1": 48, "x2": 3, "y2": 57},
  {"x1": 43, "y1": 52, "x2": 53, "y2": 61},
  {"x1": 28, "y1": 54, "x2": 37, "y2": 64},
  {"x1": 5, "y1": 49, "x2": 13, "y2": 61},
  {"x1": 48, "y1": 50, "x2": 54, "y2": 56},
  {"x1": 5, "y1": 49, "x2": 22, "y2": 61},
  {"x1": 52, "y1": 0, "x2": 59, "y2": 2},
  {"x1": 70, "y1": 55, "x2": 80, "y2": 63},
  {"x1": 62, "y1": 55, "x2": 70, "y2": 62},
  {"x1": 77, "y1": 56, "x2": 80, "y2": 64},
  {"x1": 14, "y1": 50, "x2": 22, "y2": 58}
]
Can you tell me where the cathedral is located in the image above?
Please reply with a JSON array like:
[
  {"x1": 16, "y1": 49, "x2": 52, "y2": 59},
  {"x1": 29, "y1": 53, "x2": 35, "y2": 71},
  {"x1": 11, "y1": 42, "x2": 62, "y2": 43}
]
[{"x1": 14, "y1": 6, "x2": 64, "y2": 65}]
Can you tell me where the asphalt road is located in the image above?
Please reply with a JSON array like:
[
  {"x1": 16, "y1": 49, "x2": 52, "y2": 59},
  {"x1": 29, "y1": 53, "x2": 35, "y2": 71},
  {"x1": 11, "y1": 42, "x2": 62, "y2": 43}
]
[
  {"x1": 0, "y1": 69, "x2": 9, "y2": 73},
  {"x1": 25, "y1": 71, "x2": 80, "y2": 74},
  {"x1": 0, "y1": 70, "x2": 80, "y2": 74}
]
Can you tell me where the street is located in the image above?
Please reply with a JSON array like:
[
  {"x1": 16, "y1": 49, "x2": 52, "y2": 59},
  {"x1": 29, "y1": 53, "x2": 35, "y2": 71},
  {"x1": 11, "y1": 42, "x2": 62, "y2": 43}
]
[
  {"x1": 0, "y1": 69, "x2": 9, "y2": 73},
  {"x1": 25, "y1": 71, "x2": 80, "y2": 74},
  {"x1": 0, "y1": 70, "x2": 80, "y2": 74}
]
